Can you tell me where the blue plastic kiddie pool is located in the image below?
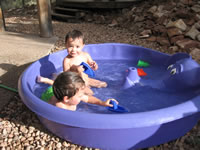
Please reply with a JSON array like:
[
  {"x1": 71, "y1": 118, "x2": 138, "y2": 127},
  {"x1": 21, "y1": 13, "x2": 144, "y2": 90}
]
[{"x1": 18, "y1": 43, "x2": 200, "y2": 150}]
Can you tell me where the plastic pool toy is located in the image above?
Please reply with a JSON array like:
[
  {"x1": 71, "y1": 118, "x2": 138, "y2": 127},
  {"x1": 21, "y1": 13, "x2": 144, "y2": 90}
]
[
  {"x1": 41, "y1": 86, "x2": 53, "y2": 102},
  {"x1": 137, "y1": 60, "x2": 150, "y2": 67},
  {"x1": 107, "y1": 100, "x2": 129, "y2": 113},
  {"x1": 80, "y1": 62, "x2": 95, "y2": 77},
  {"x1": 18, "y1": 43, "x2": 200, "y2": 150},
  {"x1": 137, "y1": 68, "x2": 147, "y2": 76},
  {"x1": 122, "y1": 67, "x2": 140, "y2": 89}
]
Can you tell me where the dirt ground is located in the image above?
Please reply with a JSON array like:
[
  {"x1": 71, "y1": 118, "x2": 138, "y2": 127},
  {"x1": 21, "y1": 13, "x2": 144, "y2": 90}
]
[{"x1": 1, "y1": 1, "x2": 200, "y2": 150}]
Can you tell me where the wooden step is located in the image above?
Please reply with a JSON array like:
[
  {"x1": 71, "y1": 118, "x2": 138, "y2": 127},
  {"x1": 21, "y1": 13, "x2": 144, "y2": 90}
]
[
  {"x1": 51, "y1": 12, "x2": 82, "y2": 23},
  {"x1": 54, "y1": 6, "x2": 86, "y2": 13},
  {"x1": 55, "y1": 0, "x2": 141, "y2": 9},
  {"x1": 53, "y1": 6, "x2": 87, "y2": 17}
]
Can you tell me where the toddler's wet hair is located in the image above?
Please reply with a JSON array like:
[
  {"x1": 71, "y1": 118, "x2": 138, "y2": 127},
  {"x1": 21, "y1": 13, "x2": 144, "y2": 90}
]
[
  {"x1": 65, "y1": 30, "x2": 85, "y2": 44},
  {"x1": 53, "y1": 71, "x2": 85, "y2": 100}
]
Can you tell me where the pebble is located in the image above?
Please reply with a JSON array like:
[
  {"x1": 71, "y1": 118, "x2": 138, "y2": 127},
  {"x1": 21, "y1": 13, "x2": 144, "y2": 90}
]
[
  {"x1": 2, "y1": 129, "x2": 7, "y2": 136},
  {"x1": 56, "y1": 142, "x2": 62, "y2": 148}
]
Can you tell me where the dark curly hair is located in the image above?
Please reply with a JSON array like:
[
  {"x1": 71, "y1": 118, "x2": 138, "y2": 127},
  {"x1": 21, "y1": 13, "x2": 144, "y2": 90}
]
[
  {"x1": 53, "y1": 71, "x2": 85, "y2": 101},
  {"x1": 65, "y1": 30, "x2": 85, "y2": 44}
]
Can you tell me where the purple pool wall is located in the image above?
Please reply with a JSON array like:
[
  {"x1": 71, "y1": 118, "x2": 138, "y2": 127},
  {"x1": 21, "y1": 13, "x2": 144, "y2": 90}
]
[{"x1": 18, "y1": 43, "x2": 200, "y2": 150}]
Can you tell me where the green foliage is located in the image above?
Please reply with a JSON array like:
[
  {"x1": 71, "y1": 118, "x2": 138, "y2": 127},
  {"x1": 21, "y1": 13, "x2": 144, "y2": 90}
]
[{"x1": 1, "y1": 0, "x2": 36, "y2": 10}]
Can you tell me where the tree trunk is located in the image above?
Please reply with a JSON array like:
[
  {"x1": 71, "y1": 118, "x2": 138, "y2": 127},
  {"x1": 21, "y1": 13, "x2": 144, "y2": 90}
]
[
  {"x1": 0, "y1": 1, "x2": 6, "y2": 32},
  {"x1": 37, "y1": 0, "x2": 53, "y2": 38}
]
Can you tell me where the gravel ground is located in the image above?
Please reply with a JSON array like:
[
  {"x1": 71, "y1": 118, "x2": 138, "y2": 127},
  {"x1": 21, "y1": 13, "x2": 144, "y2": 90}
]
[{"x1": 1, "y1": 3, "x2": 200, "y2": 150}]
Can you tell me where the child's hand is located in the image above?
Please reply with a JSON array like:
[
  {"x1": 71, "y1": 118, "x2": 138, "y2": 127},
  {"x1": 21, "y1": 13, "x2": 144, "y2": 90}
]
[
  {"x1": 89, "y1": 61, "x2": 98, "y2": 70},
  {"x1": 103, "y1": 99, "x2": 118, "y2": 107}
]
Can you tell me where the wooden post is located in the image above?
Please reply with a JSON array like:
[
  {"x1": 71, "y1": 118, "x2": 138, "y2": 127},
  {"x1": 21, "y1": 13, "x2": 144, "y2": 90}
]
[
  {"x1": 0, "y1": 1, "x2": 6, "y2": 32},
  {"x1": 37, "y1": 0, "x2": 53, "y2": 38},
  {"x1": 22, "y1": 0, "x2": 25, "y2": 8}
]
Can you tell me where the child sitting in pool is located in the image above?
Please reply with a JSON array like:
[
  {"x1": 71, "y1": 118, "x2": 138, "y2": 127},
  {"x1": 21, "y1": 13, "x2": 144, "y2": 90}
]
[
  {"x1": 38, "y1": 29, "x2": 107, "y2": 91},
  {"x1": 49, "y1": 71, "x2": 117, "y2": 111},
  {"x1": 62, "y1": 29, "x2": 107, "y2": 88}
]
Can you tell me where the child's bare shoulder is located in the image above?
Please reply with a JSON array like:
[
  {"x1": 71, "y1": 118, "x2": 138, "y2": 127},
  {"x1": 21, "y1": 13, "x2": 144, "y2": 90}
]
[
  {"x1": 81, "y1": 95, "x2": 89, "y2": 103},
  {"x1": 55, "y1": 102, "x2": 63, "y2": 108},
  {"x1": 81, "y1": 51, "x2": 91, "y2": 58},
  {"x1": 63, "y1": 56, "x2": 71, "y2": 63}
]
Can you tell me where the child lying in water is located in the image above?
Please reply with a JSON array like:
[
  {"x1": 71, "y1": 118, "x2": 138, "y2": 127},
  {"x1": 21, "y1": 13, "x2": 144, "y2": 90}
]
[
  {"x1": 37, "y1": 64, "x2": 105, "y2": 96},
  {"x1": 48, "y1": 71, "x2": 118, "y2": 111}
]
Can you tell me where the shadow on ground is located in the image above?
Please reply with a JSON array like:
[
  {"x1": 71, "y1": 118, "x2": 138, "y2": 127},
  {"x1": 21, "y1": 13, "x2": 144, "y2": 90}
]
[{"x1": 0, "y1": 62, "x2": 31, "y2": 110}]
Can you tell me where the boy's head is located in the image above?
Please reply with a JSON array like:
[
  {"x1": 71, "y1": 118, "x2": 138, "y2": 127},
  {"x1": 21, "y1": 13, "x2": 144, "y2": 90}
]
[
  {"x1": 53, "y1": 71, "x2": 85, "y2": 102},
  {"x1": 65, "y1": 30, "x2": 85, "y2": 44},
  {"x1": 65, "y1": 30, "x2": 85, "y2": 57}
]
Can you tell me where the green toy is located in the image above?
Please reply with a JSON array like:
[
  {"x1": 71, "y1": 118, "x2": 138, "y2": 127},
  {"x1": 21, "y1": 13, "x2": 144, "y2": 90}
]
[
  {"x1": 41, "y1": 86, "x2": 54, "y2": 102},
  {"x1": 137, "y1": 60, "x2": 150, "y2": 67}
]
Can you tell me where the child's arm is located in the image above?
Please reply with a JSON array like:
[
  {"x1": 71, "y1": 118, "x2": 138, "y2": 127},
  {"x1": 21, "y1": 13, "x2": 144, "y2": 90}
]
[
  {"x1": 82, "y1": 96, "x2": 118, "y2": 107},
  {"x1": 63, "y1": 58, "x2": 71, "y2": 72},
  {"x1": 85, "y1": 52, "x2": 98, "y2": 70}
]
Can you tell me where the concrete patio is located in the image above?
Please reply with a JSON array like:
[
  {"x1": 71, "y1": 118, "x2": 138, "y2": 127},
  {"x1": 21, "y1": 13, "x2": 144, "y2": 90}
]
[{"x1": 0, "y1": 31, "x2": 57, "y2": 110}]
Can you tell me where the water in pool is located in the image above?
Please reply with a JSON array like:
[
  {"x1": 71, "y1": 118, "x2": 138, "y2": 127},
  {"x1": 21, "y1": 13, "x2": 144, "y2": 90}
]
[{"x1": 34, "y1": 60, "x2": 199, "y2": 114}]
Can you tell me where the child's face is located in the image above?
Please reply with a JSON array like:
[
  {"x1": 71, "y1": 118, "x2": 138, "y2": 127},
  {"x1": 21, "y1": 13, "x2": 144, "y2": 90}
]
[
  {"x1": 67, "y1": 86, "x2": 85, "y2": 105},
  {"x1": 66, "y1": 37, "x2": 84, "y2": 57}
]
